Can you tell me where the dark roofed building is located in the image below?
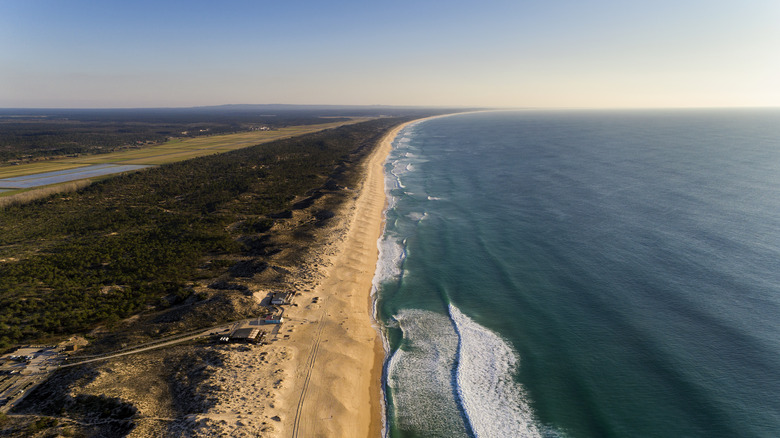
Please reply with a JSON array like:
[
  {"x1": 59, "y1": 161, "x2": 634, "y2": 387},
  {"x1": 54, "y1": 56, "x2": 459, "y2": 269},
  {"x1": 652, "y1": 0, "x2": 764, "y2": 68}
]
[
  {"x1": 229, "y1": 327, "x2": 263, "y2": 343},
  {"x1": 270, "y1": 291, "x2": 292, "y2": 305}
]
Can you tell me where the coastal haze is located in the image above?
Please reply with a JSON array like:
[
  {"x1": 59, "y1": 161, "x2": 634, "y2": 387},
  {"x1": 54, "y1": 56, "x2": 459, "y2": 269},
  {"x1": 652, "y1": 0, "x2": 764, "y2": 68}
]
[
  {"x1": 2, "y1": 1, "x2": 779, "y2": 109},
  {"x1": 2, "y1": 1, "x2": 780, "y2": 437}
]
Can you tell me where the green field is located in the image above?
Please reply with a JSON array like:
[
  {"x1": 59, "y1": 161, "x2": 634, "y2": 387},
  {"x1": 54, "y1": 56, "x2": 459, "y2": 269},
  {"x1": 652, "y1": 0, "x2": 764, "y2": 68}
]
[
  {"x1": 0, "y1": 118, "x2": 370, "y2": 192},
  {"x1": 0, "y1": 162, "x2": 90, "y2": 179}
]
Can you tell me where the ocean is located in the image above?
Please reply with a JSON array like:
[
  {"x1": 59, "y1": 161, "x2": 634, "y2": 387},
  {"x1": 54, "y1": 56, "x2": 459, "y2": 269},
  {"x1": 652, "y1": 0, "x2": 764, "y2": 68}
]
[{"x1": 373, "y1": 110, "x2": 780, "y2": 438}]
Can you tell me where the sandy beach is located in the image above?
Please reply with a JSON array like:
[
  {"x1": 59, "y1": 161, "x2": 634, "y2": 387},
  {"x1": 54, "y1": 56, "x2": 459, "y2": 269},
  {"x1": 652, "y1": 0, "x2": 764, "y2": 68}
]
[{"x1": 186, "y1": 119, "x2": 418, "y2": 437}]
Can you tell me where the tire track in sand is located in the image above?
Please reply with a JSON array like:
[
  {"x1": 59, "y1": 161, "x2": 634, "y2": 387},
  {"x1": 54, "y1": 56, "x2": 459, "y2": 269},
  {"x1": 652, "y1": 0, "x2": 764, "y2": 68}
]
[{"x1": 290, "y1": 309, "x2": 327, "y2": 438}]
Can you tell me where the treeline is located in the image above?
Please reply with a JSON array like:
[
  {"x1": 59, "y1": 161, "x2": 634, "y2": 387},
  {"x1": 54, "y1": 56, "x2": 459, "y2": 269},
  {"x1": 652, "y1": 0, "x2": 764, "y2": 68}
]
[
  {"x1": 0, "y1": 109, "x2": 350, "y2": 163},
  {"x1": 0, "y1": 121, "x2": 171, "y2": 161},
  {"x1": 0, "y1": 117, "x2": 410, "y2": 349}
]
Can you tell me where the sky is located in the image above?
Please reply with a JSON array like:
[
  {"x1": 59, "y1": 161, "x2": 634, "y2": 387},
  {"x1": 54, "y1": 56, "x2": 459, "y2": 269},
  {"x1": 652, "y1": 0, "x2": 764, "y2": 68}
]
[{"x1": 1, "y1": 0, "x2": 779, "y2": 109}]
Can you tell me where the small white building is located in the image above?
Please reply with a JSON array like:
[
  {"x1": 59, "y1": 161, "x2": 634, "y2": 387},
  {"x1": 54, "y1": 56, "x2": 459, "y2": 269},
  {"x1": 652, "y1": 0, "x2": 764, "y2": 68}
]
[{"x1": 270, "y1": 291, "x2": 292, "y2": 305}]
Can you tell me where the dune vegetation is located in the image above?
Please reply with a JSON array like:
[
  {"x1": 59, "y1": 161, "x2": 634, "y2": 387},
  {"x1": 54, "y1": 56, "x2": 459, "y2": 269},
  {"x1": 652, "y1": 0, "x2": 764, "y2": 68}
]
[{"x1": 0, "y1": 117, "x2": 409, "y2": 350}]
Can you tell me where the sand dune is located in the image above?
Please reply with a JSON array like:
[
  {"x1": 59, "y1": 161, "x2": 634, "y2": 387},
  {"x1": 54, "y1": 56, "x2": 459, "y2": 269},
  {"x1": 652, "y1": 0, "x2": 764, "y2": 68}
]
[{"x1": 187, "y1": 120, "x2": 416, "y2": 437}]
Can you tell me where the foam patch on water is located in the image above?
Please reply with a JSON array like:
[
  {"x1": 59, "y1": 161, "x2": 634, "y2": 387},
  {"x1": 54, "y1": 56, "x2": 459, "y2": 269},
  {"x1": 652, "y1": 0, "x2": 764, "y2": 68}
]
[
  {"x1": 449, "y1": 305, "x2": 542, "y2": 437},
  {"x1": 384, "y1": 306, "x2": 547, "y2": 438},
  {"x1": 384, "y1": 166, "x2": 403, "y2": 209},
  {"x1": 372, "y1": 237, "x2": 406, "y2": 291},
  {"x1": 407, "y1": 212, "x2": 428, "y2": 223},
  {"x1": 386, "y1": 309, "x2": 471, "y2": 437},
  {"x1": 386, "y1": 155, "x2": 411, "y2": 200},
  {"x1": 391, "y1": 159, "x2": 413, "y2": 177}
]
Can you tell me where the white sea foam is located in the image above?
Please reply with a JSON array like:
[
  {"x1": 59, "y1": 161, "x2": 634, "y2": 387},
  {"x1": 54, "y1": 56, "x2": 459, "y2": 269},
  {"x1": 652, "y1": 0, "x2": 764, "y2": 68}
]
[
  {"x1": 384, "y1": 193, "x2": 398, "y2": 211},
  {"x1": 378, "y1": 118, "x2": 556, "y2": 438},
  {"x1": 388, "y1": 158, "x2": 410, "y2": 192},
  {"x1": 384, "y1": 160, "x2": 404, "y2": 208},
  {"x1": 449, "y1": 305, "x2": 542, "y2": 438},
  {"x1": 391, "y1": 162, "x2": 411, "y2": 177},
  {"x1": 384, "y1": 306, "x2": 545, "y2": 438},
  {"x1": 386, "y1": 309, "x2": 471, "y2": 437},
  {"x1": 372, "y1": 236, "x2": 406, "y2": 290},
  {"x1": 407, "y1": 212, "x2": 428, "y2": 222},
  {"x1": 388, "y1": 164, "x2": 404, "y2": 179}
]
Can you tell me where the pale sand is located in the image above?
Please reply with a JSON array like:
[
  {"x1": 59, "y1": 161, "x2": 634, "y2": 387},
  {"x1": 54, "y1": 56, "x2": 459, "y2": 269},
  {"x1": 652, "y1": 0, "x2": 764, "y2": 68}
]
[
  {"x1": 187, "y1": 119, "x2": 421, "y2": 438},
  {"x1": 273, "y1": 120, "x2": 404, "y2": 438}
]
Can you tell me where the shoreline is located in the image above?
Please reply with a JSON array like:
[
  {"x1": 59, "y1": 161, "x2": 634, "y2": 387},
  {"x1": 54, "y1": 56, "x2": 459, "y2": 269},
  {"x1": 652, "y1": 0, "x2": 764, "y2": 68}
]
[
  {"x1": 187, "y1": 115, "x2": 462, "y2": 437},
  {"x1": 272, "y1": 118, "x2": 421, "y2": 437},
  {"x1": 370, "y1": 113, "x2": 476, "y2": 435},
  {"x1": 273, "y1": 116, "x2": 450, "y2": 436},
  {"x1": 371, "y1": 114, "x2": 463, "y2": 437}
]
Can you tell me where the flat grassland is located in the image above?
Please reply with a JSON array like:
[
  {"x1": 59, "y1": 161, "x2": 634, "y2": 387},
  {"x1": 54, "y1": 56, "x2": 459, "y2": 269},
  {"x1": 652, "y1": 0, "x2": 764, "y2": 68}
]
[
  {"x1": 0, "y1": 118, "x2": 369, "y2": 186},
  {"x1": 0, "y1": 162, "x2": 89, "y2": 179}
]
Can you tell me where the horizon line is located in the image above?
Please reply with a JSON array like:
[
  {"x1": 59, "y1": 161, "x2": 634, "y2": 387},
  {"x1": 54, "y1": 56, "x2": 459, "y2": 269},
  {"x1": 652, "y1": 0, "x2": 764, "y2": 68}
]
[{"x1": 1, "y1": 103, "x2": 779, "y2": 112}]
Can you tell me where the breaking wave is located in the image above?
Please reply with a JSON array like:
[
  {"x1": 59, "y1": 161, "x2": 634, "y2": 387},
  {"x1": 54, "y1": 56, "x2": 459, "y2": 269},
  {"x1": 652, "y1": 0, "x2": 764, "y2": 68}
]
[
  {"x1": 449, "y1": 305, "x2": 542, "y2": 437},
  {"x1": 386, "y1": 309, "x2": 470, "y2": 437},
  {"x1": 407, "y1": 211, "x2": 428, "y2": 223},
  {"x1": 373, "y1": 237, "x2": 406, "y2": 290},
  {"x1": 385, "y1": 306, "x2": 545, "y2": 438},
  {"x1": 379, "y1": 120, "x2": 556, "y2": 437}
]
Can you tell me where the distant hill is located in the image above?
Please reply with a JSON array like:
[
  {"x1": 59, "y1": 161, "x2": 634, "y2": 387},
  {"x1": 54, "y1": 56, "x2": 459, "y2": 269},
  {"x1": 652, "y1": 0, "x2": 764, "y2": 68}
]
[{"x1": 0, "y1": 104, "x2": 480, "y2": 119}]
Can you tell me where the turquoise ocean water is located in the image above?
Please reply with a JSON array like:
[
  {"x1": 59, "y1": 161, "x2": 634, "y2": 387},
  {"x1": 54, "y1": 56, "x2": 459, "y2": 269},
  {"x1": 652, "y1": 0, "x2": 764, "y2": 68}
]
[{"x1": 374, "y1": 110, "x2": 780, "y2": 438}]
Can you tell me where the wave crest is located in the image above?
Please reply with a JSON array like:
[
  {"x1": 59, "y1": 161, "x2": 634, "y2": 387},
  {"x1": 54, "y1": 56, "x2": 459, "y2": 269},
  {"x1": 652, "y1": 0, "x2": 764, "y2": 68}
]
[
  {"x1": 385, "y1": 306, "x2": 544, "y2": 438},
  {"x1": 449, "y1": 304, "x2": 542, "y2": 437},
  {"x1": 386, "y1": 309, "x2": 470, "y2": 436}
]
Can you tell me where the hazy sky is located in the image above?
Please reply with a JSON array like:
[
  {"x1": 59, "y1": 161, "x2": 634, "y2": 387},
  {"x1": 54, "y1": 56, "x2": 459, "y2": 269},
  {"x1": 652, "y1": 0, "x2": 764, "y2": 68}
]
[{"x1": 2, "y1": 0, "x2": 779, "y2": 108}]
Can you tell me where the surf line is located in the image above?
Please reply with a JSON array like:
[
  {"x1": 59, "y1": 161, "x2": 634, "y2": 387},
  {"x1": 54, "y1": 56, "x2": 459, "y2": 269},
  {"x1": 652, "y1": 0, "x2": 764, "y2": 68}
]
[{"x1": 449, "y1": 304, "x2": 543, "y2": 438}]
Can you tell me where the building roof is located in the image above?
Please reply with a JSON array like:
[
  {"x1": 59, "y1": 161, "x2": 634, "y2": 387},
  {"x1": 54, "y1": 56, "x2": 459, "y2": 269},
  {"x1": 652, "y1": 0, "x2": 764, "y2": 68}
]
[{"x1": 230, "y1": 327, "x2": 261, "y2": 340}]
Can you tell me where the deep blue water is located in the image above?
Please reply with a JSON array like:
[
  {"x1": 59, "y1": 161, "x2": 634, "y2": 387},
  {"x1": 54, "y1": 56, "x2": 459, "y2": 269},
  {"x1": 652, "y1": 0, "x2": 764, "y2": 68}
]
[{"x1": 374, "y1": 109, "x2": 780, "y2": 438}]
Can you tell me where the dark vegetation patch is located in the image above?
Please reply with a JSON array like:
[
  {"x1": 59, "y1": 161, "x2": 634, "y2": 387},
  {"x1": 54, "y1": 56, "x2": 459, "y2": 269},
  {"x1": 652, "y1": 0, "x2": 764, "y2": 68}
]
[
  {"x1": 314, "y1": 209, "x2": 336, "y2": 225},
  {"x1": 229, "y1": 260, "x2": 269, "y2": 278},
  {"x1": 238, "y1": 235, "x2": 282, "y2": 256},
  {"x1": 207, "y1": 281, "x2": 249, "y2": 292},
  {"x1": 266, "y1": 210, "x2": 292, "y2": 219},
  {"x1": 0, "y1": 105, "x2": 461, "y2": 165},
  {"x1": 11, "y1": 366, "x2": 136, "y2": 436},
  {"x1": 0, "y1": 415, "x2": 78, "y2": 438},
  {"x1": 10, "y1": 347, "x2": 226, "y2": 437},
  {"x1": 82, "y1": 291, "x2": 263, "y2": 354},
  {"x1": 165, "y1": 349, "x2": 224, "y2": 416},
  {"x1": 0, "y1": 117, "x2": 413, "y2": 349},
  {"x1": 242, "y1": 217, "x2": 274, "y2": 233},
  {"x1": 0, "y1": 107, "x2": 350, "y2": 164},
  {"x1": 291, "y1": 192, "x2": 324, "y2": 210}
]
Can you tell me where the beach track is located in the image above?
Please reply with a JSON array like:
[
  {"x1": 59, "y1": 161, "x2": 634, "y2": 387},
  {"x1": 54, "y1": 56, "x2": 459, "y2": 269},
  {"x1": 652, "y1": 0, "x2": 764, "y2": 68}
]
[{"x1": 290, "y1": 311, "x2": 326, "y2": 438}]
